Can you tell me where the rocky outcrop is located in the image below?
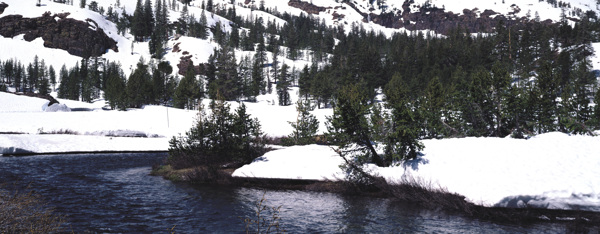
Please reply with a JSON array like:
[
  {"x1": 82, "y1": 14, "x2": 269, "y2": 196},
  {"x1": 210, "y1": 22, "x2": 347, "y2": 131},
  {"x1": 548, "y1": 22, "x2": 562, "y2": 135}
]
[
  {"x1": 0, "y1": 2, "x2": 8, "y2": 15},
  {"x1": 288, "y1": 0, "x2": 554, "y2": 35},
  {"x1": 365, "y1": 1, "x2": 554, "y2": 35},
  {"x1": 288, "y1": 0, "x2": 328, "y2": 15},
  {"x1": 0, "y1": 11, "x2": 118, "y2": 58}
]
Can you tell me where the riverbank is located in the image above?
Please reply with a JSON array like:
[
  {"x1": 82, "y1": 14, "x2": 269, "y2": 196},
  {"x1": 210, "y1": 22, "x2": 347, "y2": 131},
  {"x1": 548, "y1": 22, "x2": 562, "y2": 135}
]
[{"x1": 152, "y1": 161, "x2": 600, "y2": 230}]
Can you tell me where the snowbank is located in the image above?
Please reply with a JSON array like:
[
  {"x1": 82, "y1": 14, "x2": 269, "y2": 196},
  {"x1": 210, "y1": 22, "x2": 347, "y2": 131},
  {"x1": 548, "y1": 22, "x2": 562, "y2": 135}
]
[
  {"x1": 232, "y1": 145, "x2": 345, "y2": 180},
  {"x1": 232, "y1": 133, "x2": 600, "y2": 212},
  {"x1": 0, "y1": 134, "x2": 168, "y2": 155}
]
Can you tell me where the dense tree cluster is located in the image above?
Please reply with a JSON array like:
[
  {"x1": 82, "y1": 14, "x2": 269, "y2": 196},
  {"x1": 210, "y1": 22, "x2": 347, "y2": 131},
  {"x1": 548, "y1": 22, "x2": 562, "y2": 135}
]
[
  {"x1": 303, "y1": 13, "x2": 600, "y2": 140},
  {"x1": 167, "y1": 99, "x2": 266, "y2": 169},
  {"x1": 0, "y1": 56, "x2": 55, "y2": 95}
]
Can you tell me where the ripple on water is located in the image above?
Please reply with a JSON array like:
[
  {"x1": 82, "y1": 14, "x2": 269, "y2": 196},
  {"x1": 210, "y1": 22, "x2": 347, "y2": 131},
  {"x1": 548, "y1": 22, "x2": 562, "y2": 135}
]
[{"x1": 0, "y1": 153, "x2": 587, "y2": 233}]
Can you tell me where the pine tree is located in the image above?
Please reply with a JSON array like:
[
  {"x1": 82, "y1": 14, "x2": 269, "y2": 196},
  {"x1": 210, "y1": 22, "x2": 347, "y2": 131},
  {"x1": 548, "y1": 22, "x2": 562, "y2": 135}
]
[
  {"x1": 143, "y1": 0, "x2": 155, "y2": 37},
  {"x1": 490, "y1": 61, "x2": 511, "y2": 136},
  {"x1": 210, "y1": 45, "x2": 241, "y2": 100},
  {"x1": 535, "y1": 61, "x2": 559, "y2": 134},
  {"x1": 206, "y1": 0, "x2": 213, "y2": 12},
  {"x1": 173, "y1": 66, "x2": 202, "y2": 109},
  {"x1": 298, "y1": 65, "x2": 311, "y2": 99},
  {"x1": 277, "y1": 63, "x2": 291, "y2": 106},
  {"x1": 384, "y1": 73, "x2": 423, "y2": 161},
  {"x1": 288, "y1": 99, "x2": 319, "y2": 145},
  {"x1": 38, "y1": 77, "x2": 50, "y2": 95},
  {"x1": 132, "y1": 0, "x2": 145, "y2": 41},
  {"x1": 149, "y1": 0, "x2": 167, "y2": 58},
  {"x1": 177, "y1": 4, "x2": 189, "y2": 35},
  {"x1": 168, "y1": 98, "x2": 265, "y2": 169},
  {"x1": 126, "y1": 58, "x2": 153, "y2": 108},
  {"x1": 104, "y1": 62, "x2": 127, "y2": 110},
  {"x1": 57, "y1": 65, "x2": 68, "y2": 98},
  {"x1": 154, "y1": 61, "x2": 173, "y2": 104},
  {"x1": 198, "y1": 9, "x2": 208, "y2": 39},
  {"x1": 326, "y1": 84, "x2": 385, "y2": 167},
  {"x1": 421, "y1": 76, "x2": 445, "y2": 138}
]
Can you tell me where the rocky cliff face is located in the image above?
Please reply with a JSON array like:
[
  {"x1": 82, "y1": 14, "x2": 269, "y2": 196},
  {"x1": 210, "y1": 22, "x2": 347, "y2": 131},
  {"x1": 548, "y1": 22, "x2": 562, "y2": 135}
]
[
  {"x1": 287, "y1": 0, "x2": 554, "y2": 35},
  {"x1": 0, "y1": 11, "x2": 118, "y2": 58},
  {"x1": 288, "y1": 0, "x2": 328, "y2": 15}
]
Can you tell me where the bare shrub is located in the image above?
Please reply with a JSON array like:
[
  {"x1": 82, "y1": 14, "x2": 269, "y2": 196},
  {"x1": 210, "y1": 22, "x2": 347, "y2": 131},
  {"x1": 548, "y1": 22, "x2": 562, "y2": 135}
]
[{"x1": 241, "y1": 192, "x2": 286, "y2": 234}]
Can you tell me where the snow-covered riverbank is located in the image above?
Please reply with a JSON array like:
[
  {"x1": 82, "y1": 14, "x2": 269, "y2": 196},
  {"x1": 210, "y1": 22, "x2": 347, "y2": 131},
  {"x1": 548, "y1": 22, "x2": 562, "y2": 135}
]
[{"x1": 1, "y1": 91, "x2": 600, "y2": 212}]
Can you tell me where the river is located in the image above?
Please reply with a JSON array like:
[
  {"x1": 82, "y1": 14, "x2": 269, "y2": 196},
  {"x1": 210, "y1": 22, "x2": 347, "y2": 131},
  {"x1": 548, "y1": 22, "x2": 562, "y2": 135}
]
[{"x1": 0, "y1": 153, "x2": 571, "y2": 233}]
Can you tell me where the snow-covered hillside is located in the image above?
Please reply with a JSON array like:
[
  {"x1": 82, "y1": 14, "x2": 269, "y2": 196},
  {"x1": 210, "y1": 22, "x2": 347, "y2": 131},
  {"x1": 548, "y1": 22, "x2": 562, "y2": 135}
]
[{"x1": 2, "y1": 0, "x2": 596, "y2": 78}]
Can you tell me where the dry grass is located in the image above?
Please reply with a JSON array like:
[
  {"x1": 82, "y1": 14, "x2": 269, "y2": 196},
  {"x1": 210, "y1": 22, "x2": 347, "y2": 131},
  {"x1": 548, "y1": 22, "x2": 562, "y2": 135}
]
[{"x1": 0, "y1": 185, "x2": 65, "y2": 233}]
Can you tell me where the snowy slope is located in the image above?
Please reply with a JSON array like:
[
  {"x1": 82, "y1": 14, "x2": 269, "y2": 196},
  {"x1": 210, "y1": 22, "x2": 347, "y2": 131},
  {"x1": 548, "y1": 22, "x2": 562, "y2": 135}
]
[
  {"x1": 2, "y1": 0, "x2": 596, "y2": 78},
  {"x1": 0, "y1": 0, "x2": 143, "y2": 74}
]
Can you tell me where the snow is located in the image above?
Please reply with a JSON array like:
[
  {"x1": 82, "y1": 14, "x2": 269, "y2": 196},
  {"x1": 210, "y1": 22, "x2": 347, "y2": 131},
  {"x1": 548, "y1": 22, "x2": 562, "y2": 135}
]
[
  {"x1": 0, "y1": 134, "x2": 168, "y2": 155},
  {"x1": 232, "y1": 133, "x2": 600, "y2": 212},
  {"x1": 232, "y1": 145, "x2": 345, "y2": 181},
  {"x1": 1, "y1": 0, "x2": 600, "y2": 213}
]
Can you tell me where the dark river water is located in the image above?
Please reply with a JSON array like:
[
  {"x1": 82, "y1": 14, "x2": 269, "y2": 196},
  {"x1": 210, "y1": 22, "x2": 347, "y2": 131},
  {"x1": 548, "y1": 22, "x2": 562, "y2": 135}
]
[{"x1": 0, "y1": 153, "x2": 572, "y2": 233}]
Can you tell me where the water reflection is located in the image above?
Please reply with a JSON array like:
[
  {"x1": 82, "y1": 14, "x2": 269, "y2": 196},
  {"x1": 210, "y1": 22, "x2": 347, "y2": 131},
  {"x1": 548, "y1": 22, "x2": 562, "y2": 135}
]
[{"x1": 0, "y1": 153, "x2": 578, "y2": 233}]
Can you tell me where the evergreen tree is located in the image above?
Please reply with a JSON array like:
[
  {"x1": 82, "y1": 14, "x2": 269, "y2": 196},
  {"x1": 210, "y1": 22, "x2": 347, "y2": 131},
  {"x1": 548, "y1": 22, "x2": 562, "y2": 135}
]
[
  {"x1": 421, "y1": 76, "x2": 445, "y2": 138},
  {"x1": 198, "y1": 10, "x2": 209, "y2": 39},
  {"x1": 38, "y1": 77, "x2": 50, "y2": 96},
  {"x1": 326, "y1": 84, "x2": 385, "y2": 167},
  {"x1": 298, "y1": 65, "x2": 311, "y2": 99},
  {"x1": 126, "y1": 58, "x2": 153, "y2": 108},
  {"x1": 490, "y1": 62, "x2": 511, "y2": 136},
  {"x1": 384, "y1": 73, "x2": 423, "y2": 161},
  {"x1": 176, "y1": 4, "x2": 189, "y2": 35},
  {"x1": 132, "y1": 0, "x2": 145, "y2": 41},
  {"x1": 206, "y1": 0, "x2": 213, "y2": 12},
  {"x1": 287, "y1": 99, "x2": 319, "y2": 145},
  {"x1": 276, "y1": 63, "x2": 291, "y2": 106},
  {"x1": 173, "y1": 66, "x2": 202, "y2": 109},
  {"x1": 168, "y1": 98, "x2": 265, "y2": 169},
  {"x1": 143, "y1": 0, "x2": 155, "y2": 37},
  {"x1": 57, "y1": 65, "x2": 69, "y2": 99},
  {"x1": 154, "y1": 61, "x2": 174, "y2": 104},
  {"x1": 104, "y1": 62, "x2": 127, "y2": 110},
  {"x1": 80, "y1": 59, "x2": 95, "y2": 102},
  {"x1": 210, "y1": 45, "x2": 240, "y2": 100},
  {"x1": 534, "y1": 61, "x2": 559, "y2": 133},
  {"x1": 14, "y1": 62, "x2": 23, "y2": 92}
]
